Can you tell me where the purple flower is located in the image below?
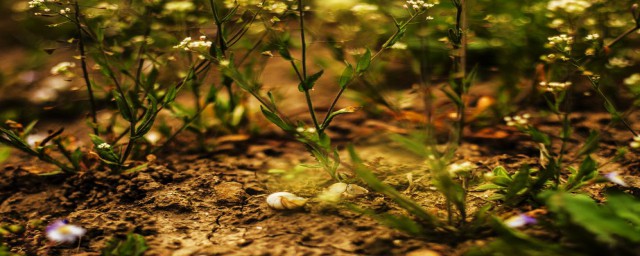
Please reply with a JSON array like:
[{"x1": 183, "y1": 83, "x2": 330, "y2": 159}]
[
  {"x1": 604, "y1": 172, "x2": 628, "y2": 187},
  {"x1": 45, "y1": 219, "x2": 86, "y2": 243},
  {"x1": 504, "y1": 213, "x2": 537, "y2": 228}
]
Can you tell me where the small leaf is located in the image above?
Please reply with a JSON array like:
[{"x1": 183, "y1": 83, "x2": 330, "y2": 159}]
[
  {"x1": 114, "y1": 93, "x2": 133, "y2": 122},
  {"x1": 298, "y1": 69, "x2": 324, "y2": 92},
  {"x1": 261, "y1": 106, "x2": 292, "y2": 131},
  {"x1": 339, "y1": 63, "x2": 354, "y2": 89},
  {"x1": 356, "y1": 49, "x2": 372, "y2": 74},
  {"x1": 321, "y1": 106, "x2": 361, "y2": 130},
  {"x1": 279, "y1": 46, "x2": 293, "y2": 61},
  {"x1": 134, "y1": 95, "x2": 158, "y2": 139}
]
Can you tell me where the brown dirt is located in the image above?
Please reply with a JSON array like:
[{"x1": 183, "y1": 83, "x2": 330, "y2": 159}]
[{"x1": 2, "y1": 109, "x2": 640, "y2": 256}]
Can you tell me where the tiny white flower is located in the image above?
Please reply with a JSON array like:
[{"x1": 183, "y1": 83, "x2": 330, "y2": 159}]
[
  {"x1": 504, "y1": 213, "x2": 537, "y2": 228},
  {"x1": 604, "y1": 171, "x2": 628, "y2": 187},
  {"x1": 46, "y1": 220, "x2": 86, "y2": 243}
]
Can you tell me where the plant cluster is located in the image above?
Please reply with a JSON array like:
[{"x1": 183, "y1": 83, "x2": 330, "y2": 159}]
[{"x1": 1, "y1": 0, "x2": 640, "y2": 254}]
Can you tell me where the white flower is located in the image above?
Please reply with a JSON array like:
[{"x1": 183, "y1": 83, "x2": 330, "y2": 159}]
[
  {"x1": 504, "y1": 213, "x2": 537, "y2": 228},
  {"x1": 539, "y1": 81, "x2": 571, "y2": 92},
  {"x1": 26, "y1": 133, "x2": 47, "y2": 147},
  {"x1": 174, "y1": 36, "x2": 212, "y2": 52},
  {"x1": 504, "y1": 114, "x2": 531, "y2": 127},
  {"x1": 97, "y1": 142, "x2": 111, "y2": 149},
  {"x1": 608, "y1": 58, "x2": 633, "y2": 69},
  {"x1": 604, "y1": 171, "x2": 628, "y2": 187},
  {"x1": 631, "y1": 135, "x2": 640, "y2": 148},
  {"x1": 28, "y1": 0, "x2": 45, "y2": 9},
  {"x1": 584, "y1": 33, "x2": 600, "y2": 41},
  {"x1": 404, "y1": 0, "x2": 437, "y2": 12},
  {"x1": 144, "y1": 131, "x2": 162, "y2": 145},
  {"x1": 447, "y1": 161, "x2": 477, "y2": 176},
  {"x1": 46, "y1": 220, "x2": 86, "y2": 243}
]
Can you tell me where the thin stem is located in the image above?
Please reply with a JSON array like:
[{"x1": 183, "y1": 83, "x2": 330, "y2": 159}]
[
  {"x1": 73, "y1": 2, "x2": 98, "y2": 135},
  {"x1": 320, "y1": 87, "x2": 346, "y2": 131},
  {"x1": 209, "y1": 0, "x2": 228, "y2": 55},
  {"x1": 297, "y1": 0, "x2": 320, "y2": 132}
]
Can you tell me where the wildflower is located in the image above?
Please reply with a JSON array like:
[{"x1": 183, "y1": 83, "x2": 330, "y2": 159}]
[
  {"x1": 547, "y1": 34, "x2": 573, "y2": 46},
  {"x1": 145, "y1": 131, "x2": 162, "y2": 145},
  {"x1": 630, "y1": 135, "x2": 640, "y2": 148},
  {"x1": 607, "y1": 57, "x2": 633, "y2": 69},
  {"x1": 26, "y1": 133, "x2": 47, "y2": 147},
  {"x1": 403, "y1": 0, "x2": 437, "y2": 13},
  {"x1": 50, "y1": 62, "x2": 76, "y2": 77},
  {"x1": 504, "y1": 114, "x2": 531, "y2": 127},
  {"x1": 447, "y1": 161, "x2": 477, "y2": 176},
  {"x1": 539, "y1": 81, "x2": 571, "y2": 93},
  {"x1": 97, "y1": 142, "x2": 111, "y2": 149},
  {"x1": 28, "y1": 0, "x2": 45, "y2": 9},
  {"x1": 173, "y1": 36, "x2": 212, "y2": 52},
  {"x1": 584, "y1": 33, "x2": 600, "y2": 41},
  {"x1": 604, "y1": 171, "x2": 628, "y2": 187},
  {"x1": 504, "y1": 213, "x2": 537, "y2": 228},
  {"x1": 46, "y1": 220, "x2": 86, "y2": 243}
]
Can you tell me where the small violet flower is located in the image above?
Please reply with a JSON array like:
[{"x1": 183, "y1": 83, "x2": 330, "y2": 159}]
[
  {"x1": 504, "y1": 213, "x2": 537, "y2": 228},
  {"x1": 46, "y1": 220, "x2": 86, "y2": 243},
  {"x1": 604, "y1": 171, "x2": 628, "y2": 187}
]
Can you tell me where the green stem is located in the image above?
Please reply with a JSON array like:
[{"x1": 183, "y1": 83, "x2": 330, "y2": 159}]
[
  {"x1": 297, "y1": 0, "x2": 320, "y2": 132},
  {"x1": 73, "y1": 2, "x2": 98, "y2": 135}
]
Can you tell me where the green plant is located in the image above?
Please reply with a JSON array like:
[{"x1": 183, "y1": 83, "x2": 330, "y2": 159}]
[
  {"x1": 471, "y1": 191, "x2": 640, "y2": 255},
  {"x1": 101, "y1": 233, "x2": 148, "y2": 256}
]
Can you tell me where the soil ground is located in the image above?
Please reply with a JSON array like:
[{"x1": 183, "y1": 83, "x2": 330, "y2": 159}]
[{"x1": 2, "y1": 108, "x2": 640, "y2": 256}]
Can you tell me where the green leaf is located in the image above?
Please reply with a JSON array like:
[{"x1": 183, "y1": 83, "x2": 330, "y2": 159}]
[
  {"x1": 0, "y1": 146, "x2": 10, "y2": 164},
  {"x1": 504, "y1": 166, "x2": 530, "y2": 205},
  {"x1": 387, "y1": 28, "x2": 407, "y2": 49},
  {"x1": 163, "y1": 85, "x2": 178, "y2": 107},
  {"x1": 101, "y1": 233, "x2": 148, "y2": 256},
  {"x1": 442, "y1": 88, "x2": 463, "y2": 107},
  {"x1": 298, "y1": 69, "x2": 324, "y2": 92},
  {"x1": 134, "y1": 95, "x2": 158, "y2": 139},
  {"x1": 279, "y1": 46, "x2": 293, "y2": 61},
  {"x1": 144, "y1": 68, "x2": 159, "y2": 91},
  {"x1": 22, "y1": 120, "x2": 38, "y2": 139},
  {"x1": 355, "y1": 49, "x2": 371, "y2": 74},
  {"x1": 545, "y1": 192, "x2": 640, "y2": 244},
  {"x1": 114, "y1": 93, "x2": 133, "y2": 122},
  {"x1": 89, "y1": 134, "x2": 121, "y2": 166},
  {"x1": 260, "y1": 106, "x2": 292, "y2": 131},
  {"x1": 321, "y1": 106, "x2": 360, "y2": 130},
  {"x1": 339, "y1": 63, "x2": 354, "y2": 89}
]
